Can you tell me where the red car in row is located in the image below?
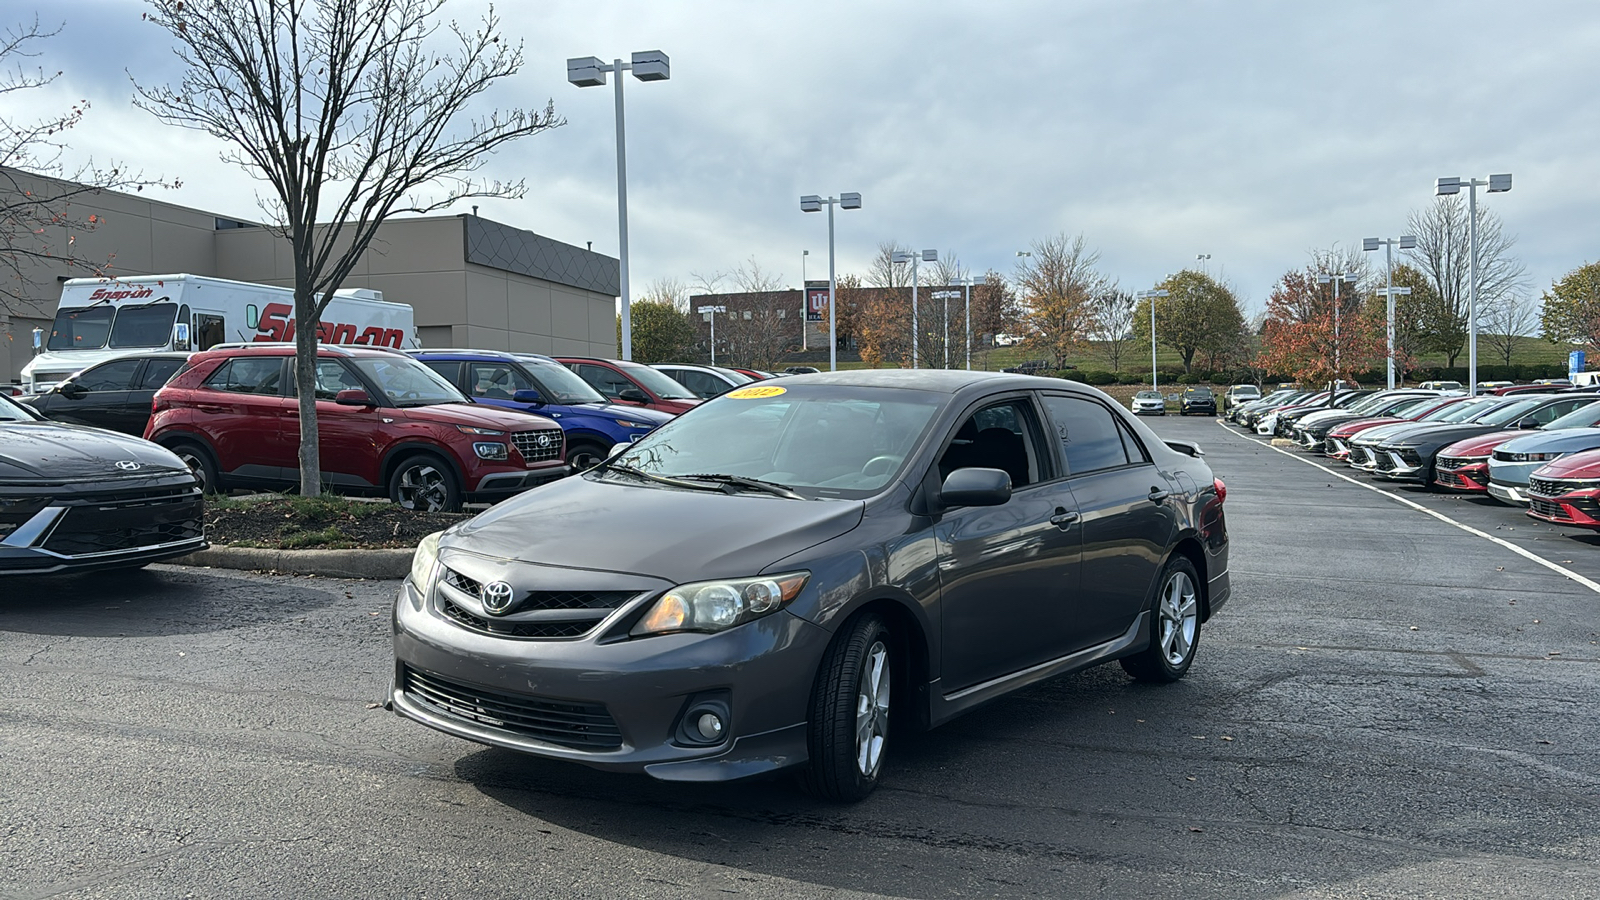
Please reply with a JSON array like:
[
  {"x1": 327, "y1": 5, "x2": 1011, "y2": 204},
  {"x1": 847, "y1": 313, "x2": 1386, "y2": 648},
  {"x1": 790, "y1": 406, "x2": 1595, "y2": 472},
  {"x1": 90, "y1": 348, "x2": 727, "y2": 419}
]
[
  {"x1": 1527, "y1": 450, "x2": 1600, "y2": 528},
  {"x1": 144, "y1": 345, "x2": 568, "y2": 511}
]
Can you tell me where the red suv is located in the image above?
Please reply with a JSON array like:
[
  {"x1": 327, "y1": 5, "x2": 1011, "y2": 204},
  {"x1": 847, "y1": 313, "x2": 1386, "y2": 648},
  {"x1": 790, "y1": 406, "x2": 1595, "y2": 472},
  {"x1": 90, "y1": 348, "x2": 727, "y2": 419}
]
[
  {"x1": 556, "y1": 356, "x2": 704, "y2": 415},
  {"x1": 146, "y1": 345, "x2": 567, "y2": 511}
]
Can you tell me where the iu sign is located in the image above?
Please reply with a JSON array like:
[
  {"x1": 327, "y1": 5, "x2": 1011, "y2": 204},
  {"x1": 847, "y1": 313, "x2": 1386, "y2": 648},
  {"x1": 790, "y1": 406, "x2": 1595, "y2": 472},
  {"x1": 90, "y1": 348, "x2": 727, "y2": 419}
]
[{"x1": 805, "y1": 280, "x2": 830, "y2": 322}]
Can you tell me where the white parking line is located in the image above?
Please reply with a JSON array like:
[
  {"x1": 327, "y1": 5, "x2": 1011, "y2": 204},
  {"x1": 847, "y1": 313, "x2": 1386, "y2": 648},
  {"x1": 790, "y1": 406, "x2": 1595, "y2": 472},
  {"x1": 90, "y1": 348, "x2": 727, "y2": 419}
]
[{"x1": 1213, "y1": 420, "x2": 1600, "y2": 596}]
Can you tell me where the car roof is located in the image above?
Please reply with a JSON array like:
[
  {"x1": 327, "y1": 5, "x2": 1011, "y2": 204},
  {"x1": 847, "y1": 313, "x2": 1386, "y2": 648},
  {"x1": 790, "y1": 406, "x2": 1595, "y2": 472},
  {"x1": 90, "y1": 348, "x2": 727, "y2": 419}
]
[
  {"x1": 772, "y1": 369, "x2": 1076, "y2": 395},
  {"x1": 191, "y1": 344, "x2": 406, "y2": 360}
]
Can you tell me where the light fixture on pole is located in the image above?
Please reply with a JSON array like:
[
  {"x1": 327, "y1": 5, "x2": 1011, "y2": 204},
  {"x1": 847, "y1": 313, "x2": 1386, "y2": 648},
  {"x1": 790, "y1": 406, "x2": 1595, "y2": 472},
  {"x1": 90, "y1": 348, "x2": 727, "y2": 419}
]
[
  {"x1": 800, "y1": 249, "x2": 810, "y2": 350},
  {"x1": 1196, "y1": 253, "x2": 1211, "y2": 275},
  {"x1": 1316, "y1": 272, "x2": 1357, "y2": 406},
  {"x1": 1136, "y1": 289, "x2": 1169, "y2": 390},
  {"x1": 567, "y1": 51, "x2": 670, "y2": 362},
  {"x1": 800, "y1": 192, "x2": 862, "y2": 372},
  {"x1": 891, "y1": 248, "x2": 938, "y2": 368},
  {"x1": 1363, "y1": 234, "x2": 1418, "y2": 390},
  {"x1": 1435, "y1": 173, "x2": 1512, "y2": 395},
  {"x1": 697, "y1": 304, "x2": 726, "y2": 365}
]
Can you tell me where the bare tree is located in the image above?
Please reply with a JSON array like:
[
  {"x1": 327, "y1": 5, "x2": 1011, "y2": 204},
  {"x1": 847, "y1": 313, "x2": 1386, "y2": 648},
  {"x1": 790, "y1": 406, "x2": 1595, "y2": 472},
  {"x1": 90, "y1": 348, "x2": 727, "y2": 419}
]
[
  {"x1": 716, "y1": 258, "x2": 793, "y2": 369},
  {"x1": 867, "y1": 241, "x2": 913, "y2": 289},
  {"x1": 639, "y1": 276, "x2": 690, "y2": 313},
  {"x1": 1480, "y1": 294, "x2": 1538, "y2": 367},
  {"x1": 135, "y1": 0, "x2": 561, "y2": 498},
  {"x1": 1, "y1": 17, "x2": 171, "y2": 314},
  {"x1": 1015, "y1": 233, "x2": 1106, "y2": 369},
  {"x1": 1090, "y1": 285, "x2": 1136, "y2": 372},
  {"x1": 1405, "y1": 196, "x2": 1527, "y2": 365}
]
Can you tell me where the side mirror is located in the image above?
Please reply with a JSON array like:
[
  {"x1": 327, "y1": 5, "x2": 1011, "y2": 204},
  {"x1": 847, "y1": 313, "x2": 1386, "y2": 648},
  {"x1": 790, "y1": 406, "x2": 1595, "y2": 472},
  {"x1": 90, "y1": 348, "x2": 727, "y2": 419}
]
[
  {"x1": 512, "y1": 388, "x2": 544, "y2": 405},
  {"x1": 1517, "y1": 416, "x2": 1539, "y2": 429},
  {"x1": 940, "y1": 467, "x2": 1012, "y2": 508},
  {"x1": 606, "y1": 441, "x2": 630, "y2": 458},
  {"x1": 335, "y1": 389, "x2": 375, "y2": 407},
  {"x1": 617, "y1": 387, "x2": 649, "y2": 403},
  {"x1": 59, "y1": 381, "x2": 88, "y2": 399}
]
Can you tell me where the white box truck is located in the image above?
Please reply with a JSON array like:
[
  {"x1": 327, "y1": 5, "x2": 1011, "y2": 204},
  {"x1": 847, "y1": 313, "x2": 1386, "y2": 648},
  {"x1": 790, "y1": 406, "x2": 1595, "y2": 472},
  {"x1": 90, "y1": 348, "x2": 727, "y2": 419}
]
[{"x1": 21, "y1": 274, "x2": 416, "y2": 393}]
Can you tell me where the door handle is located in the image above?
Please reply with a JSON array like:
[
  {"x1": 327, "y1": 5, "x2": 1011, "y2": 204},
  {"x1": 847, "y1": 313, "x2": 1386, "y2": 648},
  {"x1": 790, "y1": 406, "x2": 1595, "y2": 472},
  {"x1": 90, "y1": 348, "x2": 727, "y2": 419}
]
[
  {"x1": 1049, "y1": 507, "x2": 1079, "y2": 530},
  {"x1": 1148, "y1": 486, "x2": 1171, "y2": 503}
]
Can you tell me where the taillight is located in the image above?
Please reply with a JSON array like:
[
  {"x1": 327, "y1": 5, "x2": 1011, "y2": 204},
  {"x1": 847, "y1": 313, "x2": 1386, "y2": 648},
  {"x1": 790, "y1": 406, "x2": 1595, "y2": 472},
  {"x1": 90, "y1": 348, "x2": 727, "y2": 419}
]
[{"x1": 1213, "y1": 478, "x2": 1227, "y2": 503}]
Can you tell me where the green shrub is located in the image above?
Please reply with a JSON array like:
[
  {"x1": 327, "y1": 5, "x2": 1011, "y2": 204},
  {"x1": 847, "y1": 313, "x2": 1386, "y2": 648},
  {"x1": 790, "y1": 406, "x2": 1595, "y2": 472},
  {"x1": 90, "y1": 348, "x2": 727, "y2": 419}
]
[
  {"x1": 1177, "y1": 373, "x2": 1201, "y2": 384},
  {"x1": 1080, "y1": 369, "x2": 1117, "y2": 385},
  {"x1": 1117, "y1": 372, "x2": 1145, "y2": 385}
]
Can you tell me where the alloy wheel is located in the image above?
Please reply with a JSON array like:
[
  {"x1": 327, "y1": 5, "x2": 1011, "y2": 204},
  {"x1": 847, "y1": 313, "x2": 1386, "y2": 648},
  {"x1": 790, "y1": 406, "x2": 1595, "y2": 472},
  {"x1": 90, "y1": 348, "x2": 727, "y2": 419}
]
[
  {"x1": 176, "y1": 449, "x2": 209, "y2": 493},
  {"x1": 397, "y1": 463, "x2": 449, "y2": 511},
  {"x1": 855, "y1": 640, "x2": 891, "y2": 777},
  {"x1": 1157, "y1": 570, "x2": 1199, "y2": 666}
]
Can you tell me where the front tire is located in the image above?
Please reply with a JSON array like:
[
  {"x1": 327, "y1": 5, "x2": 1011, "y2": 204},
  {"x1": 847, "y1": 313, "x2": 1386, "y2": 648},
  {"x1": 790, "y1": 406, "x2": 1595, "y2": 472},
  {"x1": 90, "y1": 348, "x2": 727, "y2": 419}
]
[
  {"x1": 802, "y1": 613, "x2": 892, "y2": 802},
  {"x1": 566, "y1": 440, "x2": 609, "y2": 473},
  {"x1": 1121, "y1": 557, "x2": 1201, "y2": 683},
  {"x1": 388, "y1": 453, "x2": 462, "y2": 512},
  {"x1": 169, "y1": 440, "x2": 222, "y2": 495}
]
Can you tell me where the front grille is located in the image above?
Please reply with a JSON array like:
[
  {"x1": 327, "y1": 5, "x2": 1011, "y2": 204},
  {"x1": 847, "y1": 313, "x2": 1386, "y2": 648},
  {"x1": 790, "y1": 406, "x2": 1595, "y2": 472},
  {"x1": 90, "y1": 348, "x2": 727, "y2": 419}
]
[
  {"x1": 1528, "y1": 476, "x2": 1563, "y2": 497},
  {"x1": 1436, "y1": 471, "x2": 1465, "y2": 488},
  {"x1": 401, "y1": 666, "x2": 623, "y2": 750},
  {"x1": 1530, "y1": 497, "x2": 1565, "y2": 518},
  {"x1": 39, "y1": 489, "x2": 203, "y2": 556},
  {"x1": 1437, "y1": 456, "x2": 1473, "y2": 470},
  {"x1": 438, "y1": 565, "x2": 637, "y2": 640},
  {"x1": 512, "y1": 430, "x2": 564, "y2": 463},
  {"x1": 1374, "y1": 451, "x2": 1398, "y2": 472}
]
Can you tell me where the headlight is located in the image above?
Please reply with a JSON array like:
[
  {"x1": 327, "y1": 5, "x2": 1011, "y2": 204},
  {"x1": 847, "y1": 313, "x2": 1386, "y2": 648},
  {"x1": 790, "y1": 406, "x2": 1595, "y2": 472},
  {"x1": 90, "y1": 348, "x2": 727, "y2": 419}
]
[
  {"x1": 632, "y1": 572, "x2": 810, "y2": 636},
  {"x1": 1508, "y1": 452, "x2": 1560, "y2": 462},
  {"x1": 456, "y1": 425, "x2": 505, "y2": 436},
  {"x1": 473, "y1": 441, "x2": 509, "y2": 460},
  {"x1": 614, "y1": 418, "x2": 655, "y2": 429},
  {"x1": 410, "y1": 531, "x2": 444, "y2": 595}
]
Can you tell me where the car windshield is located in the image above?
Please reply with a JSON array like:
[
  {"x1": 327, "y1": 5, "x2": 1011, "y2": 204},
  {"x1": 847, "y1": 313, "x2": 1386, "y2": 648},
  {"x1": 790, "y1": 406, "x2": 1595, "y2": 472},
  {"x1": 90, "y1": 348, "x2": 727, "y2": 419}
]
[
  {"x1": 1387, "y1": 397, "x2": 1437, "y2": 417},
  {"x1": 1475, "y1": 398, "x2": 1548, "y2": 426},
  {"x1": 523, "y1": 359, "x2": 607, "y2": 404},
  {"x1": 711, "y1": 367, "x2": 755, "y2": 385},
  {"x1": 0, "y1": 394, "x2": 38, "y2": 422},
  {"x1": 1186, "y1": 388, "x2": 1213, "y2": 397},
  {"x1": 1424, "y1": 399, "x2": 1492, "y2": 422},
  {"x1": 1545, "y1": 404, "x2": 1600, "y2": 430},
  {"x1": 607, "y1": 384, "x2": 943, "y2": 499},
  {"x1": 108, "y1": 303, "x2": 178, "y2": 349},
  {"x1": 1136, "y1": 391, "x2": 1162, "y2": 399},
  {"x1": 617, "y1": 361, "x2": 700, "y2": 400},
  {"x1": 348, "y1": 356, "x2": 468, "y2": 407},
  {"x1": 47, "y1": 306, "x2": 115, "y2": 350},
  {"x1": 1347, "y1": 393, "x2": 1401, "y2": 414}
]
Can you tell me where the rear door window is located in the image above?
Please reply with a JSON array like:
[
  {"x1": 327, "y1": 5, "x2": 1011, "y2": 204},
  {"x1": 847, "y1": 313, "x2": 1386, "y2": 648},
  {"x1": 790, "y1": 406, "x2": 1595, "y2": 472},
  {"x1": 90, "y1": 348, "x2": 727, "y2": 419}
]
[
  {"x1": 137, "y1": 358, "x2": 185, "y2": 389},
  {"x1": 204, "y1": 357, "x2": 286, "y2": 395},
  {"x1": 1042, "y1": 395, "x2": 1133, "y2": 476}
]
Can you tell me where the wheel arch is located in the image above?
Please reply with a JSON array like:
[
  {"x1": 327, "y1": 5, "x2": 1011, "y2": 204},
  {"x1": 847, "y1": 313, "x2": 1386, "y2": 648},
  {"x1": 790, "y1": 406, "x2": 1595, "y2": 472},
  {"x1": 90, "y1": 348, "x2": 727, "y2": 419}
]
[
  {"x1": 1165, "y1": 535, "x2": 1211, "y2": 621},
  {"x1": 819, "y1": 594, "x2": 934, "y2": 734},
  {"x1": 380, "y1": 441, "x2": 467, "y2": 491}
]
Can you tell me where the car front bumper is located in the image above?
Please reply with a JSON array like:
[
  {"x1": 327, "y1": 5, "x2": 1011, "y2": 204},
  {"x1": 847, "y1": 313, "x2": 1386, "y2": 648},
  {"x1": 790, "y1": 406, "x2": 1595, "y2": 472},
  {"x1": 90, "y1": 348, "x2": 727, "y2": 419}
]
[
  {"x1": 391, "y1": 577, "x2": 828, "y2": 782},
  {"x1": 469, "y1": 465, "x2": 571, "y2": 502},
  {"x1": 1486, "y1": 481, "x2": 1531, "y2": 505},
  {"x1": 0, "y1": 475, "x2": 206, "y2": 576}
]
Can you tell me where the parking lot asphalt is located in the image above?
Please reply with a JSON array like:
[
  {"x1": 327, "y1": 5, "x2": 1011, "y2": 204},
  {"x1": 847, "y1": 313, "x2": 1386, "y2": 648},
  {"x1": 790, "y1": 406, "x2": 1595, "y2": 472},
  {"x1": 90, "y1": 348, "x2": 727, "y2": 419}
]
[{"x1": 3, "y1": 415, "x2": 1598, "y2": 899}]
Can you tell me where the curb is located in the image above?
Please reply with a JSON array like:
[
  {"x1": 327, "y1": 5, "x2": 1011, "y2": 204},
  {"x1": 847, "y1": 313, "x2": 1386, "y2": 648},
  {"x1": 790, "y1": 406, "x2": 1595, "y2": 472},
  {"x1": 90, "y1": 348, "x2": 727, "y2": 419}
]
[{"x1": 172, "y1": 546, "x2": 413, "y2": 579}]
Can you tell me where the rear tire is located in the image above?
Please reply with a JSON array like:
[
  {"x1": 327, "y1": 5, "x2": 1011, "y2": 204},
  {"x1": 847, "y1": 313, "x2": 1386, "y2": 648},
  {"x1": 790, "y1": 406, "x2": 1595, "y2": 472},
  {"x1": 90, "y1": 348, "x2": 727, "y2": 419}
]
[
  {"x1": 1121, "y1": 556, "x2": 1202, "y2": 684},
  {"x1": 387, "y1": 453, "x2": 461, "y2": 512},
  {"x1": 801, "y1": 613, "x2": 893, "y2": 802},
  {"x1": 169, "y1": 440, "x2": 222, "y2": 495}
]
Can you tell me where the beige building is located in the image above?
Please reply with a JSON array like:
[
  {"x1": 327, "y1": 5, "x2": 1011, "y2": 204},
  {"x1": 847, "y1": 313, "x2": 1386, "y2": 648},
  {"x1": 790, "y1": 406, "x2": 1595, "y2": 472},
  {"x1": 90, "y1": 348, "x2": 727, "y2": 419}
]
[{"x1": 1, "y1": 167, "x2": 620, "y2": 382}]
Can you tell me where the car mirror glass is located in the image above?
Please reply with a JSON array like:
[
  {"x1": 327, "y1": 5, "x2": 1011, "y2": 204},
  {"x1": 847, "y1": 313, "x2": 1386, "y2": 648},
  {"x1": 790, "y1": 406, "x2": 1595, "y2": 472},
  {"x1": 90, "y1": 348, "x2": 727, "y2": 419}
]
[
  {"x1": 618, "y1": 387, "x2": 648, "y2": 403},
  {"x1": 512, "y1": 388, "x2": 543, "y2": 405},
  {"x1": 59, "y1": 381, "x2": 87, "y2": 399},
  {"x1": 940, "y1": 467, "x2": 1011, "y2": 508}
]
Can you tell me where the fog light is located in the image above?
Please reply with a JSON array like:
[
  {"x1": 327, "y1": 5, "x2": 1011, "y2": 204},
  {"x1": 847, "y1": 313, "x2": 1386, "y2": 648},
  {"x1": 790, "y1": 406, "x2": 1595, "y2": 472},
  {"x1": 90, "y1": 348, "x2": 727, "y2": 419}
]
[{"x1": 694, "y1": 712, "x2": 724, "y2": 741}]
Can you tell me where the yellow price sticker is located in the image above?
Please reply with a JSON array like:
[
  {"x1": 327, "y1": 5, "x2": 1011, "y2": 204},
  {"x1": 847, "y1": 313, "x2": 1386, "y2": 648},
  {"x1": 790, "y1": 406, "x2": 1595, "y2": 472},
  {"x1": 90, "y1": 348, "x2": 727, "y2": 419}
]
[{"x1": 726, "y1": 385, "x2": 787, "y2": 399}]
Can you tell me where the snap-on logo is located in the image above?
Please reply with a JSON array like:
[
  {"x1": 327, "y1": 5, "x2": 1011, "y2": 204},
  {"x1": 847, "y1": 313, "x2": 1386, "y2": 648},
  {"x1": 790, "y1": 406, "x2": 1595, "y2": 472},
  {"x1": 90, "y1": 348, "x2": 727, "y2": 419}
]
[
  {"x1": 87, "y1": 287, "x2": 156, "y2": 301},
  {"x1": 251, "y1": 302, "x2": 406, "y2": 348}
]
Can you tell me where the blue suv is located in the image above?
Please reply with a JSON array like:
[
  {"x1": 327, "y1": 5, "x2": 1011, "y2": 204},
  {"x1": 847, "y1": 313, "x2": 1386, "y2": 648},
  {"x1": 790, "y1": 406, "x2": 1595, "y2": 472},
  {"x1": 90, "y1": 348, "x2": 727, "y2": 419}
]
[{"x1": 411, "y1": 350, "x2": 674, "y2": 470}]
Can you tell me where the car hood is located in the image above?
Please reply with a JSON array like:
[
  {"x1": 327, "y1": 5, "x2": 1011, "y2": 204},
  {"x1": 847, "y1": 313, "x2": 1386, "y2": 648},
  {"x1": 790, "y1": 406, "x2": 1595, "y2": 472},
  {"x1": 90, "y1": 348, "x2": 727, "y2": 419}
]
[
  {"x1": 558, "y1": 402, "x2": 675, "y2": 425},
  {"x1": 1439, "y1": 430, "x2": 1523, "y2": 457},
  {"x1": 398, "y1": 402, "x2": 558, "y2": 431},
  {"x1": 0, "y1": 422, "x2": 189, "y2": 480},
  {"x1": 1497, "y1": 428, "x2": 1600, "y2": 455},
  {"x1": 1329, "y1": 416, "x2": 1404, "y2": 437},
  {"x1": 1389, "y1": 423, "x2": 1520, "y2": 449},
  {"x1": 445, "y1": 473, "x2": 867, "y2": 583},
  {"x1": 1533, "y1": 449, "x2": 1600, "y2": 479}
]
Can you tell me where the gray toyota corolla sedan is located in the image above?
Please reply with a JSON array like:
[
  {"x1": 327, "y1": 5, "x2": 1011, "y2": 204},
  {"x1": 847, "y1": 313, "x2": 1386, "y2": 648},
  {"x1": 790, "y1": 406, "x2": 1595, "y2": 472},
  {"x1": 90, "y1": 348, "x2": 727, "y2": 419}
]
[{"x1": 392, "y1": 370, "x2": 1230, "y2": 800}]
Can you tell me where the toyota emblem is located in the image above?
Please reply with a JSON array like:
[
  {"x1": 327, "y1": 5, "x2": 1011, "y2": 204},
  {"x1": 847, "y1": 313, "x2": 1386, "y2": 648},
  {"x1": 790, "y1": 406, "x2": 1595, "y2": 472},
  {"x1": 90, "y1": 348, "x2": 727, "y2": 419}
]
[
  {"x1": 481, "y1": 581, "x2": 515, "y2": 615},
  {"x1": 115, "y1": 460, "x2": 141, "y2": 471}
]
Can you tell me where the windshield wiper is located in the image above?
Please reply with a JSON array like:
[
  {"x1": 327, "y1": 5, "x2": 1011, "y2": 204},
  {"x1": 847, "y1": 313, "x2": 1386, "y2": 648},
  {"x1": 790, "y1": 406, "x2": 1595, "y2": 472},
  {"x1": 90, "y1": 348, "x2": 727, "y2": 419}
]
[
  {"x1": 677, "y1": 473, "x2": 805, "y2": 499},
  {"x1": 598, "y1": 462, "x2": 725, "y2": 492}
]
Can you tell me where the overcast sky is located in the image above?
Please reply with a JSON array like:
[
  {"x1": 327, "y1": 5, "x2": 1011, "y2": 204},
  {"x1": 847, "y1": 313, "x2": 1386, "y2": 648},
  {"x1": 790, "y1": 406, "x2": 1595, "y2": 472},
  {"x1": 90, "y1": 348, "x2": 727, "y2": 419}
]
[{"x1": 16, "y1": 0, "x2": 1600, "y2": 315}]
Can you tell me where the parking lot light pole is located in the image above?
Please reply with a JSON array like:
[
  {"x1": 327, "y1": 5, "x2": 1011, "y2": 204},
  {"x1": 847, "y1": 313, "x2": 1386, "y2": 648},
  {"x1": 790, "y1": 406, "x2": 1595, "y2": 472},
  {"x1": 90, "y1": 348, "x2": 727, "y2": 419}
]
[
  {"x1": 697, "y1": 305, "x2": 726, "y2": 365},
  {"x1": 1136, "y1": 289, "x2": 1169, "y2": 390},
  {"x1": 963, "y1": 274, "x2": 986, "y2": 370},
  {"x1": 1317, "y1": 273, "x2": 1356, "y2": 406},
  {"x1": 1436, "y1": 174, "x2": 1512, "y2": 395},
  {"x1": 801, "y1": 192, "x2": 862, "y2": 372},
  {"x1": 567, "y1": 51, "x2": 670, "y2": 362},
  {"x1": 892, "y1": 249, "x2": 938, "y2": 368},
  {"x1": 1363, "y1": 234, "x2": 1418, "y2": 389},
  {"x1": 800, "y1": 250, "x2": 809, "y2": 351}
]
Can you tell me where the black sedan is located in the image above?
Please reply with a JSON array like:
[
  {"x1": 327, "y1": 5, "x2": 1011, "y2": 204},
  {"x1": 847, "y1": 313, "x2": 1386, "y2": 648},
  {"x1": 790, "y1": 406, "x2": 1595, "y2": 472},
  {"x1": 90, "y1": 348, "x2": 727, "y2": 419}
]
[
  {"x1": 1368, "y1": 394, "x2": 1600, "y2": 484},
  {"x1": 22, "y1": 352, "x2": 190, "y2": 436},
  {"x1": 1, "y1": 393, "x2": 206, "y2": 575},
  {"x1": 391, "y1": 371, "x2": 1230, "y2": 800}
]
